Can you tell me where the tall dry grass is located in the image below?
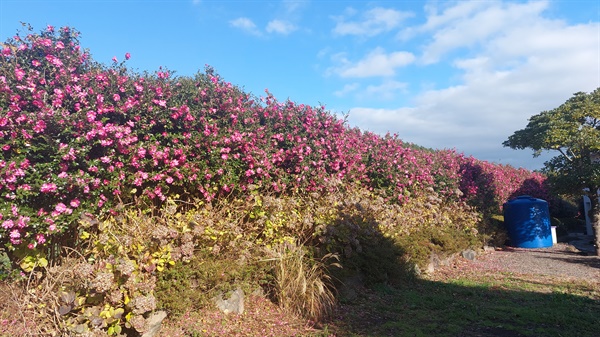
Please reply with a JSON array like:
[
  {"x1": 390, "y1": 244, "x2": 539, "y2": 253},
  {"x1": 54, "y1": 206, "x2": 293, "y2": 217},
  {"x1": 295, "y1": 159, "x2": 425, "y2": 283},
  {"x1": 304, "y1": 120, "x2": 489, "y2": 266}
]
[{"x1": 269, "y1": 241, "x2": 340, "y2": 323}]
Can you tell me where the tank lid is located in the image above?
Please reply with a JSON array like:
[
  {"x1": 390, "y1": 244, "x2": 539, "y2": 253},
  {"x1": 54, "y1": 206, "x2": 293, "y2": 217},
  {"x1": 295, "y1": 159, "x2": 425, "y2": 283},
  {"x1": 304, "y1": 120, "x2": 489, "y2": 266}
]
[{"x1": 505, "y1": 195, "x2": 546, "y2": 204}]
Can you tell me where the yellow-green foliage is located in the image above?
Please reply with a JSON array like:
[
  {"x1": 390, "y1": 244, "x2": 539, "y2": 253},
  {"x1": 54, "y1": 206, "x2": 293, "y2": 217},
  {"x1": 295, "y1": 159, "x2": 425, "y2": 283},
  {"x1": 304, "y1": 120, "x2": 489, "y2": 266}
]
[
  {"x1": 13, "y1": 199, "x2": 198, "y2": 336},
  {"x1": 8, "y1": 183, "x2": 487, "y2": 335},
  {"x1": 56, "y1": 207, "x2": 186, "y2": 335},
  {"x1": 298, "y1": 183, "x2": 481, "y2": 271},
  {"x1": 155, "y1": 251, "x2": 273, "y2": 316}
]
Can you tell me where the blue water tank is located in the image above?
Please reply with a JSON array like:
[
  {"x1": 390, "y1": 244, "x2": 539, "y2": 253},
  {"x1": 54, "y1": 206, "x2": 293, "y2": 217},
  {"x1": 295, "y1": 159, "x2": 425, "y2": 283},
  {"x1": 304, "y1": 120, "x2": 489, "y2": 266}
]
[{"x1": 503, "y1": 195, "x2": 552, "y2": 248}]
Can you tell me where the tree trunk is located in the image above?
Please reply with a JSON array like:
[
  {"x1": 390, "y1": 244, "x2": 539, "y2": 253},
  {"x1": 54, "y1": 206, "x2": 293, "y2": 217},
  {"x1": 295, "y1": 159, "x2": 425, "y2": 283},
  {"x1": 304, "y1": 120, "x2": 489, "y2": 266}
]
[
  {"x1": 594, "y1": 211, "x2": 600, "y2": 256},
  {"x1": 589, "y1": 189, "x2": 600, "y2": 256}
]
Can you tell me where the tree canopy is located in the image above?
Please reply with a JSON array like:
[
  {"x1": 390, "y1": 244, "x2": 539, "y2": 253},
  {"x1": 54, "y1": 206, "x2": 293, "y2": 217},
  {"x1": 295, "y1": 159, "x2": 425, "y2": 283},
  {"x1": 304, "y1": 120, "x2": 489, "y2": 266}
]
[{"x1": 503, "y1": 88, "x2": 600, "y2": 195}]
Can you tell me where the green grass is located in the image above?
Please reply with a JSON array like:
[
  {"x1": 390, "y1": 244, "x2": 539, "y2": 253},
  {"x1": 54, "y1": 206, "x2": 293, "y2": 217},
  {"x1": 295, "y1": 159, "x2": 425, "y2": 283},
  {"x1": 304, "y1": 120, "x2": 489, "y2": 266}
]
[{"x1": 326, "y1": 274, "x2": 600, "y2": 337}]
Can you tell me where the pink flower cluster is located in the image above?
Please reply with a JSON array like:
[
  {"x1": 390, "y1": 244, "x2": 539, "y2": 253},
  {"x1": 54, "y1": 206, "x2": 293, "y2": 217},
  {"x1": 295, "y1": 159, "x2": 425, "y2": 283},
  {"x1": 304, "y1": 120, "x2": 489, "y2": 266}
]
[{"x1": 0, "y1": 25, "x2": 551, "y2": 249}]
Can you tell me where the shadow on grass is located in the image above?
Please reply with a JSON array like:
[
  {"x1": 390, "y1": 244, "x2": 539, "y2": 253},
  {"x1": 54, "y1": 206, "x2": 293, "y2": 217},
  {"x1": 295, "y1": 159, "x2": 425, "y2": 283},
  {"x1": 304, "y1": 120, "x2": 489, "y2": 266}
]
[{"x1": 325, "y1": 277, "x2": 600, "y2": 337}]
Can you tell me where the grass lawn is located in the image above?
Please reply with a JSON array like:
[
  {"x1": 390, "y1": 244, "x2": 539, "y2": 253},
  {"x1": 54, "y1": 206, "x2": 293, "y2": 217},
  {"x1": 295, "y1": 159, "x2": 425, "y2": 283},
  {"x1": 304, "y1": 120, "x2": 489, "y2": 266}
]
[{"x1": 325, "y1": 271, "x2": 600, "y2": 337}]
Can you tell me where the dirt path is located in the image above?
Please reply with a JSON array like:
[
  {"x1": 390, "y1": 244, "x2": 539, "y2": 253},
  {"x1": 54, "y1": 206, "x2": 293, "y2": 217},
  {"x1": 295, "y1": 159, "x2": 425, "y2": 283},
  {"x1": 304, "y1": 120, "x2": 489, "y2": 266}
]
[
  {"x1": 434, "y1": 235, "x2": 600, "y2": 282},
  {"x1": 471, "y1": 243, "x2": 600, "y2": 280}
]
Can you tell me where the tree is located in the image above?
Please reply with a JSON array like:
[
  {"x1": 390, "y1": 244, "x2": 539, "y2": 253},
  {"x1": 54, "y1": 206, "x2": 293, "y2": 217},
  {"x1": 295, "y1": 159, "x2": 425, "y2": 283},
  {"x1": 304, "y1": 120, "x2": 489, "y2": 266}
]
[{"x1": 503, "y1": 88, "x2": 600, "y2": 255}]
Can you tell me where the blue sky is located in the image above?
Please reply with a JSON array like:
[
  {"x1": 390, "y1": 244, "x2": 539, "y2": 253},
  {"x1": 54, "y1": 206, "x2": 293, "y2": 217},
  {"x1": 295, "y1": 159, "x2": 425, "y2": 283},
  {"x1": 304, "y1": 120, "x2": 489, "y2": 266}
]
[{"x1": 1, "y1": 0, "x2": 599, "y2": 170}]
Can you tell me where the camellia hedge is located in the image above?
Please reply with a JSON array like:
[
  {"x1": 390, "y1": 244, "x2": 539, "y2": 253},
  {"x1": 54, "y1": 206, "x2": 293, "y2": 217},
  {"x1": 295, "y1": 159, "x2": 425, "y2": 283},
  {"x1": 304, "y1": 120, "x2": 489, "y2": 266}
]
[{"x1": 0, "y1": 24, "x2": 549, "y2": 252}]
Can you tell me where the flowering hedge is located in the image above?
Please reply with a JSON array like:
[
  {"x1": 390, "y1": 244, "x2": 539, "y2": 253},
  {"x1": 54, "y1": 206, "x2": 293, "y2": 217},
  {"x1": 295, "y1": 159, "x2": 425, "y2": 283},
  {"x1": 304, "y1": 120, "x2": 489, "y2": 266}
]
[{"x1": 0, "y1": 24, "x2": 549, "y2": 250}]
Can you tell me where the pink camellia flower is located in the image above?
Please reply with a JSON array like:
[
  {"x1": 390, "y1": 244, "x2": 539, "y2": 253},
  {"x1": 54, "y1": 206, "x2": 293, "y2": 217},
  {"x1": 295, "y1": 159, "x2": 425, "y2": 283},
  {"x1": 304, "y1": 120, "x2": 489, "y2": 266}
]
[
  {"x1": 46, "y1": 218, "x2": 56, "y2": 232},
  {"x1": 70, "y1": 199, "x2": 80, "y2": 208},
  {"x1": 17, "y1": 216, "x2": 29, "y2": 228},
  {"x1": 9, "y1": 229, "x2": 20, "y2": 239},
  {"x1": 15, "y1": 67, "x2": 25, "y2": 81},
  {"x1": 36, "y1": 234, "x2": 46, "y2": 245},
  {"x1": 39, "y1": 38, "x2": 52, "y2": 48},
  {"x1": 45, "y1": 54, "x2": 63, "y2": 67},
  {"x1": 40, "y1": 183, "x2": 57, "y2": 193},
  {"x1": 1, "y1": 220, "x2": 14, "y2": 229},
  {"x1": 33, "y1": 120, "x2": 46, "y2": 133},
  {"x1": 113, "y1": 93, "x2": 120, "y2": 101},
  {"x1": 125, "y1": 52, "x2": 131, "y2": 60},
  {"x1": 112, "y1": 56, "x2": 118, "y2": 63},
  {"x1": 55, "y1": 203, "x2": 67, "y2": 214}
]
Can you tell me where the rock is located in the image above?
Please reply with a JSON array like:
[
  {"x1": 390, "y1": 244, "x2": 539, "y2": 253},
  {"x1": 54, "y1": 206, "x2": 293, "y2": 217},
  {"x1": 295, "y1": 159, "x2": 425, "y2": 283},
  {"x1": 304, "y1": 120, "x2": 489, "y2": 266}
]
[
  {"x1": 425, "y1": 253, "x2": 441, "y2": 274},
  {"x1": 483, "y1": 245, "x2": 496, "y2": 252},
  {"x1": 214, "y1": 287, "x2": 245, "y2": 315},
  {"x1": 461, "y1": 249, "x2": 477, "y2": 261},
  {"x1": 141, "y1": 310, "x2": 167, "y2": 337},
  {"x1": 251, "y1": 287, "x2": 265, "y2": 297}
]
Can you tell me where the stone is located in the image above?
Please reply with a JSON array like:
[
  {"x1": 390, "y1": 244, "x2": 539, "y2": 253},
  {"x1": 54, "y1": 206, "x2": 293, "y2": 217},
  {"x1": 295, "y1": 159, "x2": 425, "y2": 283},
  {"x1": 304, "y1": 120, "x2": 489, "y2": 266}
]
[
  {"x1": 461, "y1": 249, "x2": 476, "y2": 261},
  {"x1": 141, "y1": 310, "x2": 167, "y2": 337},
  {"x1": 483, "y1": 245, "x2": 496, "y2": 252},
  {"x1": 425, "y1": 253, "x2": 441, "y2": 274},
  {"x1": 214, "y1": 287, "x2": 245, "y2": 315}
]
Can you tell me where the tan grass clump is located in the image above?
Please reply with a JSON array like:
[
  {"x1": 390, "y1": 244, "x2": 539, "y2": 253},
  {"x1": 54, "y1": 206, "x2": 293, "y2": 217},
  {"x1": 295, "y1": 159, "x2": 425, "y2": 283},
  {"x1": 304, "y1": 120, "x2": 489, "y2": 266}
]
[{"x1": 269, "y1": 241, "x2": 339, "y2": 323}]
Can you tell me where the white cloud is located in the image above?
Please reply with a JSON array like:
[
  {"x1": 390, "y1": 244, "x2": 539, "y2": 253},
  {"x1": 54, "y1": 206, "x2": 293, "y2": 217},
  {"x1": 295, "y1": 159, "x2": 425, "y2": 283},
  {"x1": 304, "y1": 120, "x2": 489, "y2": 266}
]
[
  {"x1": 363, "y1": 80, "x2": 408, "y2": 100},
  {"x1": 344, "y1": 1, "x2": 599, "y2": 169},
  {"x1": 330, "y1": 47, "x2": 415, "y2": 78},
  {"x1": 282, "y1": 0, "x2": 308, "y2": 14},
  {"x1": 230, "y1": 17, "x2": 262, "y2": 36},
  {"x1": 266, "y1": 19, "x2": 297, "y2": 35},
  {"x1": 334, "y1": 83, "x2": 360, "y2": 97},
  {"x1": 409, "y1": 1, "x2": 550, "y2": 64},
  {"x1": 333, "y1": 7, "x2": 413, "y2": 37}
]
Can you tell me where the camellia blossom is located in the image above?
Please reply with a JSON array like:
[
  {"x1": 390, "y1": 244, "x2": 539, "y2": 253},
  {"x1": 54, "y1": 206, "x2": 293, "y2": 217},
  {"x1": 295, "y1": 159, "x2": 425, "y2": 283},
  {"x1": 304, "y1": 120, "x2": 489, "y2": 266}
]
[
  {"x1": 40, "y1": 183, "x2": 57, "y2": 193},
  {"x1": 70, "y1": 199, "x2": 80, "y2": 208},
  {"x1": 1, "y1": 220, "x2": 14, "y2": 229},
  {"x1": 9, "y1": 229, "x2": 20, "y2": 239},
  {"x1": 15, "y1": 67, "x2": 25, "y2": 81},
  {"x1": 55, "y1": 203, "x2": 67, "y2": 213},
  {"x1": 125, "y1": 52, "x2": 131, "y2": 60},
  {"x1": 33, "y1": 120, "x2": 46, "y2": 133},
  {"x1": 36, "y1": 234, "x2": 46, "y2": 245}
]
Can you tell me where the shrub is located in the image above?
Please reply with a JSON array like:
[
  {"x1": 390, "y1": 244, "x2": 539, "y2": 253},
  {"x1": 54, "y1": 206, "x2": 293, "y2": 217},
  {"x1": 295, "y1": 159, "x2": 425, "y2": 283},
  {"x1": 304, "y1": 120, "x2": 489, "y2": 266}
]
[
  {"x1": 0, "y1": 23, "x2": 550, "y2": 258},
  {"x1": 155, "y1": 252, "x2": 273, "y2": 317}
]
